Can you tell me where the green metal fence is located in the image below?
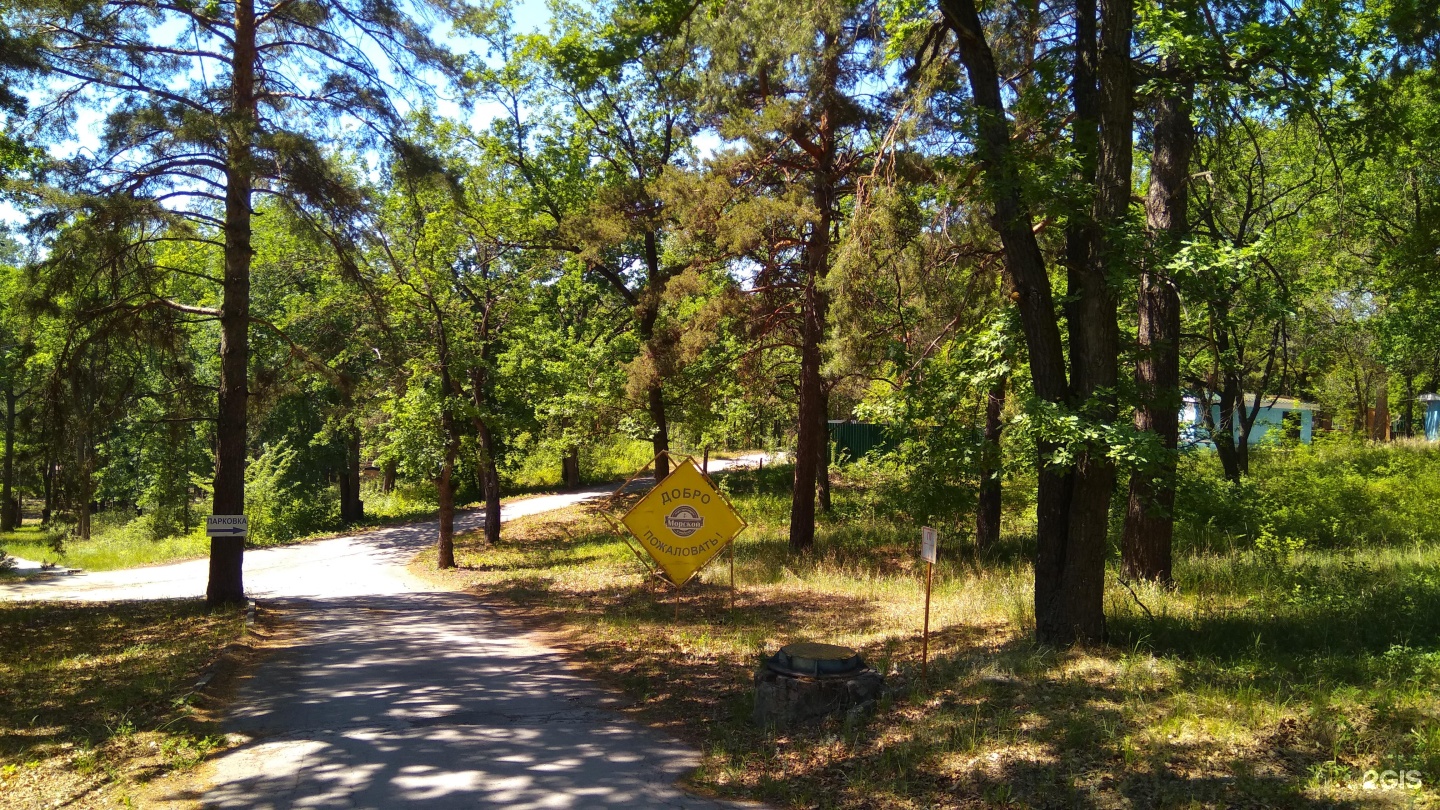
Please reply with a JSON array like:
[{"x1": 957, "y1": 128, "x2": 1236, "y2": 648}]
[{"x1": 827, "y1": 421, "x2": 892, "y2": 461}]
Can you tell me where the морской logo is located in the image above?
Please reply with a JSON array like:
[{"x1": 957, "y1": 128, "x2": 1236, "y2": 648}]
[{"x1": 664, "y1": 505, "x2": 705, "y2": 537}]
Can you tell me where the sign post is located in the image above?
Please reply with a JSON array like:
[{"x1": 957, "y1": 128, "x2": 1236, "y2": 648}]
[
  {"x1": 920, "y1": 526, "x2": 937, "y2": 681},
  {"x1": 607, "y1": 454, "x2": 748, "y2": 614},
  {"x1": 206, "y1": 515, "x2": 248, "y2": 540}
]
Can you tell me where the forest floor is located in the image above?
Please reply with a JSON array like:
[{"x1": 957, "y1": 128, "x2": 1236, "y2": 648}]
[
  {"x1": 0, "y1": 599, "x2": 252, "y2": 809},
  {"x1": 412, "y1": 466, "x2": 1440, "y2": 809}
]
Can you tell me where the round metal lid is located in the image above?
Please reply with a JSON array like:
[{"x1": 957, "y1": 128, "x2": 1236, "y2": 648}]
[{"x1": 768, "y1": 642, "x2": 865, "y2": 678}]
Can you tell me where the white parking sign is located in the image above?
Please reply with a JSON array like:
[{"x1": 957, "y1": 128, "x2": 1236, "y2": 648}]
[{"x1": 206, "y1": 515, "x2": 248, "y2": 538}]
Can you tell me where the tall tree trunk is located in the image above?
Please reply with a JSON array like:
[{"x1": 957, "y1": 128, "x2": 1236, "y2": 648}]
[
  {"x1": 816, "y1": 389, "x2": 831, "y2": 513},
  {"x1": 207, "y1": 0, "x2": 256, "y2": 606},
  {"x1": 1, "y1": 387, "x2": 16, "y2": 532},
  {"x1": 382, "y1": 459, "x2": 396, "y2": 494},
  {"x1": 41, "y1": 451, "x2": 54, "y2": 526},
  {"x1": 640, "y1": 231, "x2": 672, "y2": 480},
  {"x1": 1373, "y1": 373, "x2": 1390, "y2": 441},
  {"x1": 940, "y1": 0, "x2": 1129, "y2": 646},
  {"x1": 1121, "y1": 74, "x2": 1191, "y2": 584},
  {"x1": 1042, "y1": 0, "x2": 1129, "y2": 645},
  {"x1": 1210, "y1": 383, "x2": 1243, "y2": 482},
  {"x1": 975, "y1": 376, "x2": 1006, "y2": 554},
  {"x1": 788, "y1": 182, "x2": 834, "y2": 553},
  {"x1": 562, "y1": 447, "x2": 581, "y2": 489},
  {"x1": 436, "y1": 444, "x2": 457, "y2": 569},
  {"x1": 77, "y1": 437, "x2": 92, "y2": 541},
  {"x1": 1403, "y1": 372, "x2": 1415, "y2": 437},
  {"x1": 648, "y1": 384, "x2": 670, "y2": 479},
  {"x1": 475, "y1": 418, "x2": 501, "y2": 546},
  {"x1": 339, "y1": 426, "x2": 362, "y2": 523}
]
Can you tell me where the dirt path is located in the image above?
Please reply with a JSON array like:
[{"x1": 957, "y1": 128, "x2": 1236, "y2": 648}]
[{"x1": 2, "y1": 472, "x2": 769, "y2": 808}]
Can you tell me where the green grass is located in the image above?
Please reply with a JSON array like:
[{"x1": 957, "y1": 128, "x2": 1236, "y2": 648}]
[
  {"x1": 0, "y1": 524, "x2": 210, "y2": 572},
  {"x1": 0, "y1": 481, "x2": 445, "y2": 572},
  {"x1": 0, "y1": 599, "x2": 245, "y2": 807},
  {"x1": 413, "y1": 462, "x2": 1440, "y2": 809}
]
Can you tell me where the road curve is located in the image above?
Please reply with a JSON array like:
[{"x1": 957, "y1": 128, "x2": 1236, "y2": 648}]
[{"x1": 2, "y1": 473, "x2": 770, "y2": 809}]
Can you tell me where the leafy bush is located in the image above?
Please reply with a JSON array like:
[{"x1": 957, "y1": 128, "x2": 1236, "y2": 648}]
[
  {"x1": 506, "y1": 436, "x2": 656, "y2": 489},
  {"x1": 245, "y1": 441, "x2": 339, "y2": 545},
  {"x1": 1176, "y1": 436, "x2": 1440, "y2": 551},
  {"x1": 362, "y1": 480, "x2": 436, "y2": 521}
]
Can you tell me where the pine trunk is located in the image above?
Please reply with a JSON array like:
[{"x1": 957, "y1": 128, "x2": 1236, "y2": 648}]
[
  {"x1": 816, "y1": 391, "x2": 831, "y2": 513},
  {"x1": 1373, "y1": 374, "x2": 1390, "y2": 441},
  {"x1": 788, "y1": 194, "x2": 832, "y2": 553},
  {"x1": 340, "y1": 427, "x2": 362, "y2": 523},
  {"x1": 41, "y1": 452, "x2": 54, "y2": 526},
  {"x1": 1, "y1": 387, "x2": 16, "y2": 532},
  {"x1": 77, "y1": 439, "x2": 92, "y2": 541},
  {"x1": 1121, "y1": 75, "x2": 1191, "y2": 584},
  {"x1": 207, "y1": 0, "x2": 256, "y2": 606},
  {"x1": 649, "y1": 383, "x2": 670, "y2": 479},
  {"x1": 640, "y1": 231, "x2": 671, "y2": 481}
]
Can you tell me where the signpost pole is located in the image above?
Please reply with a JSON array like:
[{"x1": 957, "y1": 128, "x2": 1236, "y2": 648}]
[
  {"x1": 922, "y1": 557, "x2": 933, "y2": 681},
  {"x1": 729, "y1": 540, "x2": 736, "y2": 613},
  {"x1": 920, "y1": 526, "x2": 937, "y2": 682}
]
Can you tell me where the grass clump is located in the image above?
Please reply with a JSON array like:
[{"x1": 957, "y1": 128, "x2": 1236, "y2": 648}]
[
  {"x1": 0, "y1": 599, "x2": 246, "y2": 808},
  {"x1": 414, "y1": 460, "x2": 1440, "y2": 809}
]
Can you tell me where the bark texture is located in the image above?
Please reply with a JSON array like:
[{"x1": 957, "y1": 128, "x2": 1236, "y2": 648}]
[
  {"x1": 788, "y1": 181, "x2": 832, "y2": 552},
  {"x1": 207, "y1": 0, "x2": 256, "y2": 606},
  {"x1": 339, "y1": 424, "x2": 363, "y2": 524},
  {"x1": 640, "y1": 231, "x2": 672, "y2": 480},
  {"x1": 1121, "y1": 79, "x2": 1191, "y2": 584},
  {"x1": 475, "y1": 416, "x2": 501, "y2": 546},
  {"x1": 816, "y1": 390, "x2": 831, "y2": 514},
  {"x1": 940, "y1": 0, "x2": 1130, "y2": 645},
  {"x1": 1, "y1": 387, "x2": 16, "y2": 532}
]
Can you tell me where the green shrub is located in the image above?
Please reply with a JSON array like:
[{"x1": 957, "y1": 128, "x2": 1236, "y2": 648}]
[
  {"x1": 245, "y1": 441, "x2": 339, "y2": 545},
  {"x1": 1176, "y1": 436, "x2": 1440, "y2": 551},
  {"x1": 362, "y1": 480, "x2": 436, "y2": 521}
]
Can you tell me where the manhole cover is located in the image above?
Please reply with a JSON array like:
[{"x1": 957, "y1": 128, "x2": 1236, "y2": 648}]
[{"x1": 766, "y1": 642, "x2": 865, "y2": 678}]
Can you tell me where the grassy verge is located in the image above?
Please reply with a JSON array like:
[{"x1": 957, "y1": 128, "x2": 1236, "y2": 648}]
[
  {"x1": 411, "y1": 467, "x2": 1440, "y2": 809},
  {"x1": 0, "y1": 599, "x2": 247, "y2": 809},
  {"x1": 0, "y1": 486, "x2": 608, "y2": 574},
  {"x1": 1, "y1": 524, "x2": 211, "y2": 573}
]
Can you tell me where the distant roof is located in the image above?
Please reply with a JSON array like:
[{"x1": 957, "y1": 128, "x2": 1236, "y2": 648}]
[
  {"x1": 1183, "y1": 394, "x2": 1319, "y2": 411},
  {"x1": 1420, "y1": 393, "x2": 1440, "y2": 402}
]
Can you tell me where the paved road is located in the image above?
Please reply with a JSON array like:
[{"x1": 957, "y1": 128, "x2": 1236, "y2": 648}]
[{"x1": 1, "y1": 463, "x2": 771, "y2": 809}]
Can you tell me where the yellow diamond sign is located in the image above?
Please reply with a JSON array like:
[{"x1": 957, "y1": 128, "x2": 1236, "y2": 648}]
[{"x1": 621, "y1": 458, "x2": 747, "y2": 587}]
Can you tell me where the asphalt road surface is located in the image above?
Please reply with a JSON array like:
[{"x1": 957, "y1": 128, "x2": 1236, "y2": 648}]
[{"x1": 1, "y1": 460, "x2": 772, "y2": 809}]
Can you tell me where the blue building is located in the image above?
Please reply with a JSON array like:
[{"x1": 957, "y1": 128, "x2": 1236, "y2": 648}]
[
  {"x1": 1422, "y1": 393, "x2": 1440, "y2": 441},
  {"x1": 1180, "y1": 394, "x2": 1318, "y2": 449}
]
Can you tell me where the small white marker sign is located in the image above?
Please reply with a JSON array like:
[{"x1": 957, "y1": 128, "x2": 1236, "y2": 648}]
[
  {"x1": 921, "y1": 526, "x2": 937, "y2": 564},
  {"x1": 207, "y1": 515, "x2": 248, "y2": 538}
]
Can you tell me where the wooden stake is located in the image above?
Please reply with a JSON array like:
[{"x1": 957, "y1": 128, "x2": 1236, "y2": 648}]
[
  {"x1": 922, "y1": 558, "x2": 934, "y2": 681},
  {"x1": 729, "y1": 540, "x2": 736, "y2": 613}
]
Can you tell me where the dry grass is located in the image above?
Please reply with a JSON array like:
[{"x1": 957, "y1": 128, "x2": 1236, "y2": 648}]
[
  {"x1": 0, "y1": 600, "x2": 249, "y2": 809},
  {"x1": 411, "y1": 474, "x2": 1440, "y2": 809}
]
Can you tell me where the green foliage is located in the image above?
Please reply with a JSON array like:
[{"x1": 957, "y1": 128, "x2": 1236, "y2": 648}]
[
  {"x1": 244, "y1": 442, "x2": 339, "y2": 545},
  {"x1": 1176, "y1": 438, "x2": 1440, "y2": 552}
]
